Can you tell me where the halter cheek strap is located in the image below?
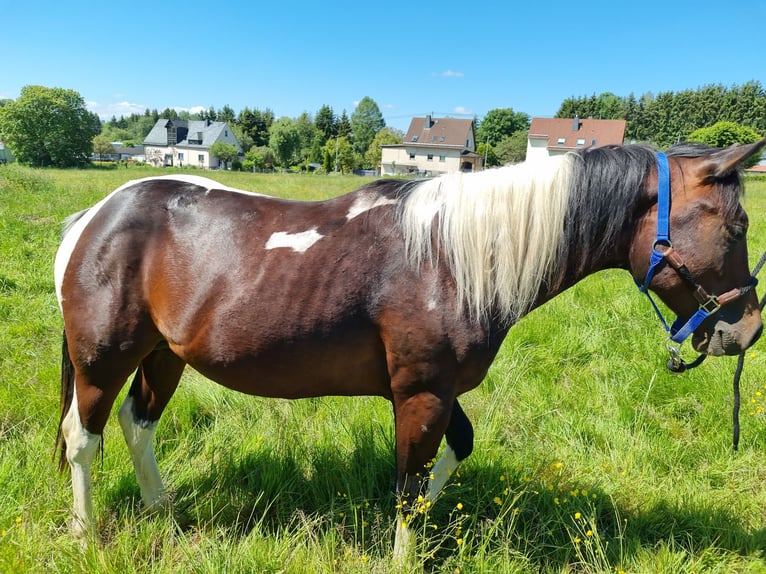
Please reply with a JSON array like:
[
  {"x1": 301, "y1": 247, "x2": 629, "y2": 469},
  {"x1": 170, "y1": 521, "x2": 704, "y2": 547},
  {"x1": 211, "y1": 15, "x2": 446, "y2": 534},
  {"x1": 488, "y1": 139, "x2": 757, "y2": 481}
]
[{"x1": 635, "y1": 152, "x2": 760, "y2": 369}]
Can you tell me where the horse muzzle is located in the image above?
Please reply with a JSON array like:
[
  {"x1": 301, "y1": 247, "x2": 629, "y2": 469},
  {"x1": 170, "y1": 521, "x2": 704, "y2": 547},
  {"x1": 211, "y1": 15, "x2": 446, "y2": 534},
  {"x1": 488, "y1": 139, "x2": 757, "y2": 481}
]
[{"x1": 692, "y1": 311, "x2": 763, "y2": 356}]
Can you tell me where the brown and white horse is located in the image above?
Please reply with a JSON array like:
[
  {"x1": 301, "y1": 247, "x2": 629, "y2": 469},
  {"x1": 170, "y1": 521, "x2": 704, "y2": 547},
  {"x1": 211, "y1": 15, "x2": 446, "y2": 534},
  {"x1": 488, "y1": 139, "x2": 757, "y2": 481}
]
[{"x1": 55, "y1": 141, "x2": 765, "y2": 557}]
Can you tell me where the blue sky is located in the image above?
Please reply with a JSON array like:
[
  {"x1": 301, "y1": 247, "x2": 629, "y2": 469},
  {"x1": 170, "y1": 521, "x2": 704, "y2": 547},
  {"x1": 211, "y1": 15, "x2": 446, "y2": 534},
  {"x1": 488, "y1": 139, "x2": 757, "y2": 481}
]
[{"x1": 2, "y1": 0, "x2": 764, "y2": 132}]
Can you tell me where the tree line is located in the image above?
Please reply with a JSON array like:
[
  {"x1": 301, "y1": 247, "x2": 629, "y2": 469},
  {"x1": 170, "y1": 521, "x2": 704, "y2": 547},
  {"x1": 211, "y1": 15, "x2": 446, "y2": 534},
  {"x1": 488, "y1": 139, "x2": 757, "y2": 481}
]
[
  {"x1": 1, "y1": 82, "x2": 764, "y2": 169},
  {"x1": 556, "y1": 81, "x2": 766, "y2": 148}
]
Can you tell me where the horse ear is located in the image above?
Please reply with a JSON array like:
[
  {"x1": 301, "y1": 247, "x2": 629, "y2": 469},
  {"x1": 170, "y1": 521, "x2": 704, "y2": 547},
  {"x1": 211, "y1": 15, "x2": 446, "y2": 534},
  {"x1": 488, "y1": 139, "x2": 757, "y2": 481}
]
[{"x1": 704, "y1": 138, "x2": 766, "y2": 178}]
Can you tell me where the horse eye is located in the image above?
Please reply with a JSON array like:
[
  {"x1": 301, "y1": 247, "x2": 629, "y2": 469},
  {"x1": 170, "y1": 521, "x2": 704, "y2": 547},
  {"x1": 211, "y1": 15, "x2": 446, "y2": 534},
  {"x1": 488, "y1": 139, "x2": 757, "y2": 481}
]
[{"x1": 727, "y1": 223, "x2": 747, "y2": 242}]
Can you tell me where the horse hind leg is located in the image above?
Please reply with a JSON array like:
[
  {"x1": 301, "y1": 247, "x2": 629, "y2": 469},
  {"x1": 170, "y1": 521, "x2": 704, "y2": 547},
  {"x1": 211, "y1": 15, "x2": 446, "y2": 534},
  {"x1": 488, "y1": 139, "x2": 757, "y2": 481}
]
[
  {"x1": 60, "y1": 378, "x2": 102, "y2": 538},
  {"x1": 59, "y1": 340, "x2": 134, "y2": 537},
  {"x1": 117, "y1": 346, "x2": 185, "y2": 512}
]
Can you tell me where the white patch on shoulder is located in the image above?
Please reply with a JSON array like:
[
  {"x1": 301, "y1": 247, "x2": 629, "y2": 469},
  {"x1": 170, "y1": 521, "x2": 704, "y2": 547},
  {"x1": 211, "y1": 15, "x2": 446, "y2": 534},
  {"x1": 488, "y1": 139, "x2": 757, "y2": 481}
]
[
  {"x1": 265, "y1": 229, "x2": 323, "y2": 253},
  {"x1": 346, "y1": 193, "x2": 398, "y2": 221}
]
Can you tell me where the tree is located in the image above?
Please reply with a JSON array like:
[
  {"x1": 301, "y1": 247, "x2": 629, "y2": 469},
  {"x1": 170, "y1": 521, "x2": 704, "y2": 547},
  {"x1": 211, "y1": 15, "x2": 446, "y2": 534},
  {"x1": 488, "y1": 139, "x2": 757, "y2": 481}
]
[
  {"x1": 0, "y1": 85, "x2": 99, "y2": 166},
  {"x1": 269, "y1": 117, "x2": 301, "y2": 168},
  {"x1": 350, "y1": 97, "x2": 385, "y2": 158},
  {"x1": 364, "y1": 127, "x2": 403, "y2": 170},
  {"x1": 476, "y1": 108, "x2": 530, "y2": 146},
  {"x1": 475, "y1": 141, "x2": 499, "y2": 167},
  {"x1": 315, "y1": 104, "x2": 336, "y2": 143},
  {"x1": 688, "y1": 121, "x2": 762, "y2": 167},
  {"x1": 209, "y1": 141, "x2": 239, "y2": 169},
  {"x1": 494, "y1": 131, "x2": 528, "y2": 164},
  {"x1": 244, "y1": 145, "x2": 274, "y2": 172},
  {"x1": 92, "y1": 134, "x2": 114, "y2": 161},
  {"x1": 294, "y1": 112, "x2": 320, "y2": 165},
  {"x1": 336, "y1": 110, "x2": 352, "y2": 138},
  {"x1": 322, "y1": 136, "x2": 356, "y2": 173}
]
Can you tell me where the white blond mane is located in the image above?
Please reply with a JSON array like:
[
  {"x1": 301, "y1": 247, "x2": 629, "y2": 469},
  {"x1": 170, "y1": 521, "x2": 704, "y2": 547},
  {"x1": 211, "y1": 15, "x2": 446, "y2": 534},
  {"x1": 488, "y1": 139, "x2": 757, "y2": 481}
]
[{"x1": 397, "y1": 155, "x2": 575, "y2": 324}]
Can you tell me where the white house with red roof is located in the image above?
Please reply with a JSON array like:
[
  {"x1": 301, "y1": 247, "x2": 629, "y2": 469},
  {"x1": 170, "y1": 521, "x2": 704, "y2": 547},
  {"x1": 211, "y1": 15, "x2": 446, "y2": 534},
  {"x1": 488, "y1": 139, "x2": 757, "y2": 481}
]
[{"x1": 380, "y1": 115, "x2": 483, "y2": 176}]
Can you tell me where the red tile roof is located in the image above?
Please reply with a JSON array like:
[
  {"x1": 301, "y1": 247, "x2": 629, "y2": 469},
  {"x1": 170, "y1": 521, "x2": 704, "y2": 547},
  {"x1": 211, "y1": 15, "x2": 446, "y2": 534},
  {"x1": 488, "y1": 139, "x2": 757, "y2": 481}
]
[
  {"x1": 405, "y1": 116, "x2": 475, "y2": 150},
  {"x1": 528, "y1": 117, "x2": 626, "y2": 150}
]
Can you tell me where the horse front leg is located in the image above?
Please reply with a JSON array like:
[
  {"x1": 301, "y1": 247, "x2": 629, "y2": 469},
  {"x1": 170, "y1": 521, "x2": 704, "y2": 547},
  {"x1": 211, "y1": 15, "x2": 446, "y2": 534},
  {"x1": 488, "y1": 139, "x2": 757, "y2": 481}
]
[
  {"x1": 391, "y1": 389, "x2": 453, "y2": 562},
  {"x1": 426, "y1": 399, "x2": 473, "y2": 502}
]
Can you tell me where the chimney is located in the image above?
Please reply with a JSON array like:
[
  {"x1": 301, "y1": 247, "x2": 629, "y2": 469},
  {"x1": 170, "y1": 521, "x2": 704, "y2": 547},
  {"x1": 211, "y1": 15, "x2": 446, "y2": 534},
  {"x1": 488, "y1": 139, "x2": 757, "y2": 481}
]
[
  {"x1": 425, "y1": 114, "x2": 432, "y2": 129},
  {"x1": 573, "y1": 115, "x2": 580, "y2": 131}
]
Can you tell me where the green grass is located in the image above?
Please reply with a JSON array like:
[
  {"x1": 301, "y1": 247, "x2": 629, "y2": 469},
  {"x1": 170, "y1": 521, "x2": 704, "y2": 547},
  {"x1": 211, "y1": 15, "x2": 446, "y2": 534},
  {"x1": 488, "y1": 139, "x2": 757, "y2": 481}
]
[{"x1": 2, "y1": 165, "x2": 766, "y2": 572}]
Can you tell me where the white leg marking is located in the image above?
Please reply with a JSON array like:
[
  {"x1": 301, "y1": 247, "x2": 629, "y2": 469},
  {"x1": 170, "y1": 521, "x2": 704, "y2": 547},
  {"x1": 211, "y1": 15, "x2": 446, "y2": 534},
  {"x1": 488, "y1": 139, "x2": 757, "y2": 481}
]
[
  {"x1": 118, "y1": 396, "x2": 167, "y2": 510},
  {"x1": 426, "y1": 445, "x2": 460, "y2": 502},
  {"x1": 393, "y1": 512, "x2": 415, "y2": 562},
  {"x1": 264, "y1": 229, "x2": 323, "y2": 253},
  {"x1": 61, "y1": 387, "x2": 101, "y2": 537}
]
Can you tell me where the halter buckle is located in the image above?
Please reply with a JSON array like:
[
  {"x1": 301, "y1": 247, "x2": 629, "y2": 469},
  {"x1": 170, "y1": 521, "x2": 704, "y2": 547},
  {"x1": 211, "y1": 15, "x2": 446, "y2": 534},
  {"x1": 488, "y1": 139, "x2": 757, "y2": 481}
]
[{"x1": 699, "y1": 296, "x2": 721, "y2": 315}]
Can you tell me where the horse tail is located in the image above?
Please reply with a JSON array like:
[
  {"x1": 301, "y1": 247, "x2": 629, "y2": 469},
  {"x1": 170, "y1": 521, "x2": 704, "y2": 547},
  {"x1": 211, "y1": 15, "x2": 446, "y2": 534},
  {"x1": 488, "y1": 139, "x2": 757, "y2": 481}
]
[
  {"x1": 62, "y1": 209, "x2": 89, "y2": 238},
  {"x1": 56, "y1": 329, "x2": 75, "y2": 472}
]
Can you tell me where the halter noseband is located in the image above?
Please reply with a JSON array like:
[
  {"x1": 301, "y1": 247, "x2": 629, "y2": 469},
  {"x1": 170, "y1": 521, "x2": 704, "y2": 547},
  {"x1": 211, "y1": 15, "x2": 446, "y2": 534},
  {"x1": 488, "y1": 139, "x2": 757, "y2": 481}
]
[{"x1": 636, "y1": 152, "x2": 760, "y2": 371}]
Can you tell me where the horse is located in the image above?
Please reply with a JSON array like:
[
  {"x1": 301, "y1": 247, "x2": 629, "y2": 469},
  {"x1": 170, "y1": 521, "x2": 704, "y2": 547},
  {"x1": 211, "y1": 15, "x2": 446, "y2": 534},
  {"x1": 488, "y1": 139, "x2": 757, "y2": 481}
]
[{"x1": 54, "y1": 140, "x2": 766, "y2": 558}]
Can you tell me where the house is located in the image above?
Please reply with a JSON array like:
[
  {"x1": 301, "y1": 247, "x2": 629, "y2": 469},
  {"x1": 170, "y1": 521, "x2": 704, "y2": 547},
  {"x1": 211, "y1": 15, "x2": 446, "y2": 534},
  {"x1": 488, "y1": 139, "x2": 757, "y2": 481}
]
[
  {"x1": 380, "y1": 115, "x2": 482, "y2": 176},
  {"x1": 0, "y1": 141, "x2": 13, "y2": 164},
  {"x1": 143, "y1": 119, "x2": 242, "y2": 169},
  {"x1": 113, "y1": 145, "x2": 145, "y2": 163},
  {"x1": 526, "y1": 116, "x2": 626, "y2": 161}
]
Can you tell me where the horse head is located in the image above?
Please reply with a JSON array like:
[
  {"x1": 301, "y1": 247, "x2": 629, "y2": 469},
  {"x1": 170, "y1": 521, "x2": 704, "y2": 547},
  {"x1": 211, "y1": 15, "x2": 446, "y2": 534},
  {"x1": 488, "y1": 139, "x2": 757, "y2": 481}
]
[{"x1": 631, "y1": 139, "x2": 766, "y2": 356}]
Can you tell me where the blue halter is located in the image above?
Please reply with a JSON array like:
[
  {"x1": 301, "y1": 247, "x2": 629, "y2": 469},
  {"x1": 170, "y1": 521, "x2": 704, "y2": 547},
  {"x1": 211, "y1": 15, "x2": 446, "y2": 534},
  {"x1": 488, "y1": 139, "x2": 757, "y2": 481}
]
[{"x1": 635, "y1": 152, "x2": 759, "y2": 370}]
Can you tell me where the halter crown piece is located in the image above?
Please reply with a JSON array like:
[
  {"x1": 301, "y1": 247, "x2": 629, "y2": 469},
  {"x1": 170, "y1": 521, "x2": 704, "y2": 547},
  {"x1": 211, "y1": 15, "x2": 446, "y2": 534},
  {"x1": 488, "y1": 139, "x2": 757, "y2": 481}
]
[{"x1": 636, "y1": 152, "x2": 760, "y2": 372}]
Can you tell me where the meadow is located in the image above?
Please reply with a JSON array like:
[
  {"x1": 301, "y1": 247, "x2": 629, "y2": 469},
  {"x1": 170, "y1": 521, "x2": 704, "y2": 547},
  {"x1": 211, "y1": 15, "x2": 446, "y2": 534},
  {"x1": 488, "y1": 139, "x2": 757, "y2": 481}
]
[{"x1": 2, "y1": 164, "x2": 766, "y2": 573}]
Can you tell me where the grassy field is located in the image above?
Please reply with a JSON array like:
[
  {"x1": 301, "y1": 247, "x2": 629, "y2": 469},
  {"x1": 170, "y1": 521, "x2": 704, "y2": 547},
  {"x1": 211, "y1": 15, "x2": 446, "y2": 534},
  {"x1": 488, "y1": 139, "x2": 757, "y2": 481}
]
[{"x1": 2, "y1": 164, "x2": 766, "y2": 573}]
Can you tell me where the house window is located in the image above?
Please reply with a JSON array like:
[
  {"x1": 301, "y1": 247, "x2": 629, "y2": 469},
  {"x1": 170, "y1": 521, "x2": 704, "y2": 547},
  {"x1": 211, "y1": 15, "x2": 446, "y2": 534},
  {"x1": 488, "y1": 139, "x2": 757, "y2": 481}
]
[
  {"x1": 198, "y1": 154, "x2": 204, "y2": 164},
  {"x1": 411, "y1": 136, "x2": 418, "y2": 142},
  {"x1": 439, "y1": 155, "x2": 446, "y2": 162},
  {"x1": 178, "y1": 152, "x2": 184, "y2": 160},
  {"x1": 557, "y1": 137, "x2": 566, "y2": 145},
  {"x1": 440, "y1": 136, "x2": 445, "y2": 142},
  {"x1": 409, "y1": 153, "x2": 415, "y2": 160},
  {"x1": 427, "y1": 154, "x2": 434, "y2": 161},
  {"x1": 576, "y1": 138, "x2": 586, "y2": 146}
]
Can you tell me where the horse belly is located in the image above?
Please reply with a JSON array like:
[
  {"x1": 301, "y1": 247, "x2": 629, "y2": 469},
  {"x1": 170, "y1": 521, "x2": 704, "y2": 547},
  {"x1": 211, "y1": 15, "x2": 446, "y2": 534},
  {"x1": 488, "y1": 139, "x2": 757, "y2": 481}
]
[{"x1": 174, "y1": 326, "x2": 392, "y2": 400}]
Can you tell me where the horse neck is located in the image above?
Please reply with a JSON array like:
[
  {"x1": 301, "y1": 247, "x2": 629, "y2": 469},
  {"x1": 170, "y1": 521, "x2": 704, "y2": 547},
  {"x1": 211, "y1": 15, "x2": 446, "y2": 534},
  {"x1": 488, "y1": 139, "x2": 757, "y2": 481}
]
[{"x1": 536, "y1": 156, "x2": 653, "y2": 305}]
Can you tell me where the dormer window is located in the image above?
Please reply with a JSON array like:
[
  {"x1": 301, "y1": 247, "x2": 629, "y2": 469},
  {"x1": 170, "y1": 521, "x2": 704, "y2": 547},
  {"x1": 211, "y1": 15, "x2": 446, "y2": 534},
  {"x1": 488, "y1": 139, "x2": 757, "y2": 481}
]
[
  {"x1": 576, "y1": 138, "x2": 586, "y2": 146},
  {"x1": 557, "y1": 137, "x2": 566, "y2": 145},
  {"x1": 411, "y1": 136, "x2": 418, "y2": 142}
]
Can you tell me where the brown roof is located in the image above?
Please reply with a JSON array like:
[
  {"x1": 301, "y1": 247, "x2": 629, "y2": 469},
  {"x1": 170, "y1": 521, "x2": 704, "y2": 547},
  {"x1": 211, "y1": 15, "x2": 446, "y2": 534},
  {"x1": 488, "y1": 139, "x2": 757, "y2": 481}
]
[
  {"x1": 746, "y1": 164, "x2": 766, "y2": 173},
  {"x1": 528, "y1": 117, "x2": 626, "y2": 150},
  {"x1": 404, "y1": 116, "x2": 475, "y2": 150}
]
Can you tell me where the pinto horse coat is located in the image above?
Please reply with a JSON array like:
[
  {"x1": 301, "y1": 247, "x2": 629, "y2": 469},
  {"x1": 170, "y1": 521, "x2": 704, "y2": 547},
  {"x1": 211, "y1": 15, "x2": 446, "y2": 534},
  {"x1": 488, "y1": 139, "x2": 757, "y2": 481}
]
[{"x1": 55, "y1": 142, "x2": 766, "y2": 557}]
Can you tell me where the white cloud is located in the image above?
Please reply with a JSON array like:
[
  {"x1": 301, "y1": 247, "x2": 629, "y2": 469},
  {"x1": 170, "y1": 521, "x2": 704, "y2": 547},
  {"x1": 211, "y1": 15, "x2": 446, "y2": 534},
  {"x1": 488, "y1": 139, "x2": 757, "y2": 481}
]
[
  {"x1": 87, "y1": 100, "x2": 147, "y2": 119},
  {"x1": 453, "y1": 106, "x2": 473, "y2": 115},
  {"x1": 433, "y1": 70, "x2": 464, "y2": 78}
]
